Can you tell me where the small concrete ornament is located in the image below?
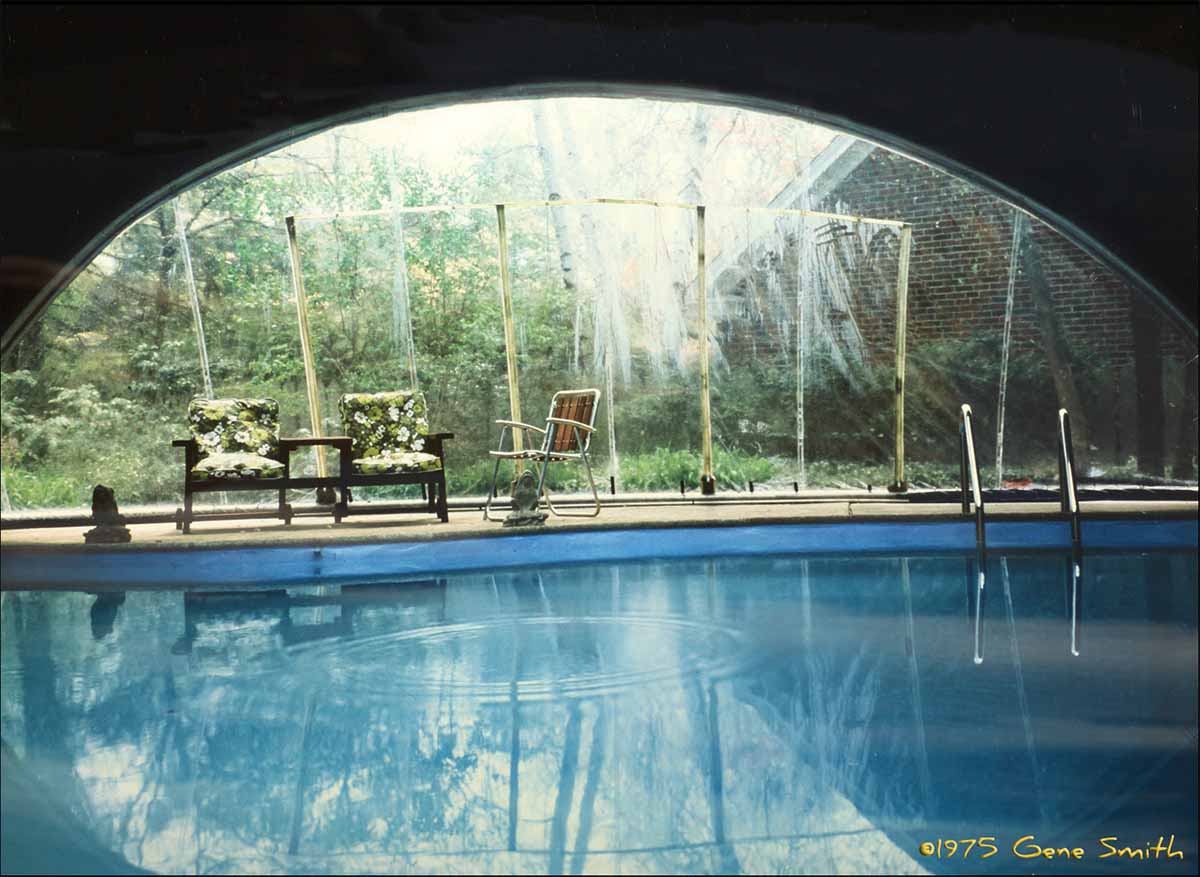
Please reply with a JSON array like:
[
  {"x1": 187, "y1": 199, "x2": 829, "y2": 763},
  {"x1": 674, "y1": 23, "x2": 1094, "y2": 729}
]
[
  {"x1": 503, "y1": 470, "x2": 548, "y2": 527},
  {"x1": 83, "y1": 484, "x2": 132, "y2": 544}
]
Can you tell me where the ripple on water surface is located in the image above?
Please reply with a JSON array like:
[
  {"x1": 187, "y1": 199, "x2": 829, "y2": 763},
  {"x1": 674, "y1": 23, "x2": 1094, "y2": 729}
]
[{"x1": 271, "y1": 613, "x2": 757, "y2": 703}]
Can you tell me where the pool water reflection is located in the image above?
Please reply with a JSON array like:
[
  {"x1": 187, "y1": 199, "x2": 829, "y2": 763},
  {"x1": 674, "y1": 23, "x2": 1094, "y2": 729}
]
[{"x1": 1, "y1": 549, "x2": 1196, "y2": 875}]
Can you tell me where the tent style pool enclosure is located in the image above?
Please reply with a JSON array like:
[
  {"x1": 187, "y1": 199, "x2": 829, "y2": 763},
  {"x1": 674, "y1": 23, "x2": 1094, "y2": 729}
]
[{"x1": 2, "y1": 98, "x2": 1194, "y2": 519}]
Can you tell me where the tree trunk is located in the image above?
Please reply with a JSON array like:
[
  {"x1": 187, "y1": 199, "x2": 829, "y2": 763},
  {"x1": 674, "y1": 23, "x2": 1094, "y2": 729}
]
[
  {"x1": 154, "y1": 209, "x2": 175, "y2": 347},
  {"x1": 1020, "y1": 228, "x2": 1091, "y2": 474},
  {"x1": 532, "y1": 102, "x2": 586, "y2": 373},
  {"x1": 530, "y1": 103, "x2": 579, "y2": 296},
  {"x1": 1131, "y1": 297, "x2": 1165, "y2": 476}
]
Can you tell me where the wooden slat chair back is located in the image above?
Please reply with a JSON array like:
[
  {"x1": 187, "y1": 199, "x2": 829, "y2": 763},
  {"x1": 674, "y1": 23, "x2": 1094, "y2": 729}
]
[{"x1": 547, "y1": 390, "x2": 598, "y2": 455}]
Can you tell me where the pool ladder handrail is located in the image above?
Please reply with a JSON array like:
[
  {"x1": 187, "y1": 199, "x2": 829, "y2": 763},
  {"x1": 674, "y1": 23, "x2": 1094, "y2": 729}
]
[
  {"x1": 959, "y1": 403, "x2": 985, "y2": 549},
  {"x1": 1056, "y1": 407, "x2": 1082, "y2": 548}
]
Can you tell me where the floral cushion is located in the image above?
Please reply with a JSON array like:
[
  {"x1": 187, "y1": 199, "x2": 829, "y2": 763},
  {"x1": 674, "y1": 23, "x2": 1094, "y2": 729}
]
[
  {"x1": 338, "y1": 391, "x2": 433, "y2": 460},
  {"x1": 192, "y1": 452, "x2": 285, "y2": 481},
  {"x1": 188, "y1": 397, "x2": 281, "y2": 462},
  {"x1": 353, "y1": 451, "x2": 443, "y2": 475}
]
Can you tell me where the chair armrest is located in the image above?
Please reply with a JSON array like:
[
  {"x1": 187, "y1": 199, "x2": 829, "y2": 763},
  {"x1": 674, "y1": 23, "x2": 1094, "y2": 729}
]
[
  {"x1": 280, "y1": 436, "x2": 353, "y2": 451},
  {"x1": 546, "y1": 416, "x2": 595, "y2": 433},
  {"x1": 494, "y1": 420, "x2": 545, "y2": 434},
  {"x1": 172, "y1": 438, "x2": 197, "y2": 448},
  {"x1": 423, "y1": 432, "x2": 453, "y2": 459}
]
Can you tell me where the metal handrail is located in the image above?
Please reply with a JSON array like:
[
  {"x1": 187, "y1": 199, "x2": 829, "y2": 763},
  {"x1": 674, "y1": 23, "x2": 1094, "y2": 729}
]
[
  {"x1": 959, "y1": 404, "x2": 986, "y2": 548},
  {"x1": 1057, "y1": 408, "x2": 1081, "y2": 548}
]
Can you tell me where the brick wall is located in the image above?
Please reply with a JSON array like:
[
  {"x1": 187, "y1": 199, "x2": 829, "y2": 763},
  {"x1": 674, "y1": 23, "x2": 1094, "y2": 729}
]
[{"x1": 817, "y1": 149, "x2": 1152, "y2": 363}]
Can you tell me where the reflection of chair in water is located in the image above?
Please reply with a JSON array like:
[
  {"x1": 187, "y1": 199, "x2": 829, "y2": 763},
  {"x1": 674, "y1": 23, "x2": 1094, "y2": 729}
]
[
  {"x1": 170, "y1": 580, "x2": 447, "y2": 656},
  {"x1": 484, "y1": 388, "x2": 603, "y2": 521}
]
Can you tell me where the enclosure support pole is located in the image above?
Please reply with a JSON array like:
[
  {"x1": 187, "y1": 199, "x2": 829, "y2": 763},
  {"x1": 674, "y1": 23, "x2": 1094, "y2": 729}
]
[
  {"x1": 495, "y1": 205, "x2": 524, "y2": 470},
  {"x1": 889, "y1": 224, "x2": 913, "y2": 492},
  {"x1": 995, "y1": 212, "x2": 1027, "y2": 487},
  {"x1": 387, "y1": 152, "x2": 420, "y2": 391},
  {"x1": 174, "y1": 197, "x2": 214, "y2": 400},
  {"x1": 285, "y1": 216, "x2": 335, "y2": 502},
  {"x1": 697, "y1": 205, "x2": 715, "y2": 494}
]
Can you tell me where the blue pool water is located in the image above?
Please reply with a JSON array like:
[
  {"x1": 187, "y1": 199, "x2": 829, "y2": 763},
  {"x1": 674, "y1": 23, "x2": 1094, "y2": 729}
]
[{"x1": 1, "y1": 535, "x2": 1196, "y2": 874}]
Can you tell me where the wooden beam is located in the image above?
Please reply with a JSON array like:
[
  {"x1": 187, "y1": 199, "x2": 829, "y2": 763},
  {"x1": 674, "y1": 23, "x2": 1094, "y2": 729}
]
[
  {"x1": 890, "y1": 225, "x2": 913, "y2": 492},
  {"x1": 285, "y1": 216, "x2": 330, "y2": 486}
]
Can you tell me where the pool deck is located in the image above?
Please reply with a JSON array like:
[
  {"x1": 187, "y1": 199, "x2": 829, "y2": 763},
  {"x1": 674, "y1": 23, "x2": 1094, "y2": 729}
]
[{"x1": 2, "y1": 496, "x2": 1195, "y2": 554}]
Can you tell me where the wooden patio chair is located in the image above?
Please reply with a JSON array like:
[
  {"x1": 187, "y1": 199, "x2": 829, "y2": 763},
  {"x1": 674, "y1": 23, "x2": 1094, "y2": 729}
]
[
  {"x1": 333, "y1": 390, "x2": 453, "y2": 523},
  {"x1": 484, "y1": 388, "x2": 602, "y2": 521},
  {"x1": 173, "y1": 396, "x2": 350, "y2": 533}
]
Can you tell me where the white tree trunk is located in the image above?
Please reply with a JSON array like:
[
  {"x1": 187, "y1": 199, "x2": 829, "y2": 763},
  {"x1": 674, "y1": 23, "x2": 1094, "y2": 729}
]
[{"x1": 530, "y1": 103, "x2": 579, "y2": 294}]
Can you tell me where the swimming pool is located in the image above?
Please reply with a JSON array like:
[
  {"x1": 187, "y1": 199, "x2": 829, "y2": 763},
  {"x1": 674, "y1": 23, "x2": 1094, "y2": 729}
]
[{"x1": 1, "y1": 524, "x2": 1196, "y2": 874}]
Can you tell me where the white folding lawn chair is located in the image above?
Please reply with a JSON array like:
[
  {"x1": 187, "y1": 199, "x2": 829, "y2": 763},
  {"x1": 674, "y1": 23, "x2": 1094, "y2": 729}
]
[{"x1": 483, "y1": 388, "x2": 602, "y2": 520}]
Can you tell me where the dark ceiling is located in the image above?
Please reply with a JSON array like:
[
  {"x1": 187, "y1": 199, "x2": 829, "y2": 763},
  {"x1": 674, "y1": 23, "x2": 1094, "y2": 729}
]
[{"x1": 1, "y1": 3, "x2": 1196, "y2": 350}]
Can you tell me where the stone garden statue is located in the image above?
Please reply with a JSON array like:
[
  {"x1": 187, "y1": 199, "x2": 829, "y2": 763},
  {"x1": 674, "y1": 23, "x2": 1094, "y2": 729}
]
[
  {"x1": 83, "y1": 484, "x2": 132, "y2": 544},
  {"x1": 503, "y1": 470, "x2": 548, "y2": 527}
]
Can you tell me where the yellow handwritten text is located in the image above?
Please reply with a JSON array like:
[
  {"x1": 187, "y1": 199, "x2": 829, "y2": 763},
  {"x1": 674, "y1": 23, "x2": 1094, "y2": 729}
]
[
  {"x1": 1012, "y1": 835, "x2": 1084, "y2": 860},
  {"x1": 1098, "y1": 835, "x2": 1184, "y2": 860}
]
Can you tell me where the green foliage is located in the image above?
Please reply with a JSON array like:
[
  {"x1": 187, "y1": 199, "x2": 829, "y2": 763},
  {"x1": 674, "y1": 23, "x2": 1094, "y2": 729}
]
[{"x1": 2, "y1": 378, "x2": 178, "y2": 507}]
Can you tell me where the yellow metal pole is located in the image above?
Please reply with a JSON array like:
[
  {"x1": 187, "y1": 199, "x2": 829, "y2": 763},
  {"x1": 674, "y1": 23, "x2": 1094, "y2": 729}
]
[
  {"x1": 495, "y1": 205, "x2": 524, "y2": 472},
  {"x1": 890, "y1": 224, "x2": 913, "y2": 492},
  {"x1": 285, "y1": 216, "x2": 334, "y2": 501},
  {"x1": 697, "y1": 205, "x2": 715, "y2": 494}
]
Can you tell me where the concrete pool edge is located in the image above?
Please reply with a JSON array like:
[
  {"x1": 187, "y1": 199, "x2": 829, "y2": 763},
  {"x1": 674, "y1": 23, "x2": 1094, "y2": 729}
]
[{"x1": 3, "y1": 513, "x2": 1196, "y2": 590}]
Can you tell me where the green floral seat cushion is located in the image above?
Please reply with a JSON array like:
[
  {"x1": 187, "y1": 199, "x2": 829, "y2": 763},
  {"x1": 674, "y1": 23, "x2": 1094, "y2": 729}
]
[
  {"x1": 192, "y1": 452, "x2": 285, "y2": 481},
  {"x1": 338, "y1": 392, "x2": 435, "y2": 472},
  {"x1": 353, "y1": 451, "x2": 443, "y2": 475},
  {"x1": 188, "y1": 397, "x2": 282, "y2": 462}
]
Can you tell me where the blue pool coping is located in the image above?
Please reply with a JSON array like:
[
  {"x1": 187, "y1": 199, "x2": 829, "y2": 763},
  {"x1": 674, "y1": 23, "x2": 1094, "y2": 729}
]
[{"x1": 2, "y1": 517, "x2": 1196, "y2": 589}]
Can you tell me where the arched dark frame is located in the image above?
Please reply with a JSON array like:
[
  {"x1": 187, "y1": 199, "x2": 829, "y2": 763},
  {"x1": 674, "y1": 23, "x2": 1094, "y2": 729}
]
[{"x1": 3, "y1": 80, "x2": 1195, "y2": 356}]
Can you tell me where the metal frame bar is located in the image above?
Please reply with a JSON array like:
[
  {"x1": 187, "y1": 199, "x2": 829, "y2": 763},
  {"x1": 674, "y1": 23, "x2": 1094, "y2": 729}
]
[
  {"x1": 174, "y1": 196, "x2": 214, "y2": 400},
  {"x1": 959, "y1": 403, "x2": 986, "y2": 549},
  {"x1": 1058, "y1": 406, "x2": 1084, "y2": 657},
  {"x1": 292, "y1": 197, "x2": 910, "y2": 229},
  {"x1": 495, "y1": 205, "x2": 525, "y2": 467},
  {"x1": 697, "y1": 205, "x2": 715, "y2": 494},
  {"x1": 1057, "y1": 407, "x2": 1081, "y2": 547},
  {"x1": 890, "y1": 225, "x2": 913, "y2": 491},
  {"x1": 285, "y1": 216, "x2": 335, "y2": 502}
]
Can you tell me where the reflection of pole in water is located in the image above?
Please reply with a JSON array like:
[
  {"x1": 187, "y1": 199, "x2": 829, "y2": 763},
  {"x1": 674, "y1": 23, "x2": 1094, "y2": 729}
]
[
  {"x1": 507, "y1": 621, "x2": 521, "y2": 852},
  {"x1": 549, "y1": 703, "x2": 583, "y2": 874},
  {"x1": 571, "y1": 695, "x2": 608, "y2": 874},
  {"x1": 800, "y1": 558, "x2": 812, "y2": 644},
  {"x1": 900, "y1": 559, "x2": 933, "y2": 821},
  {"x1": 706, "y1": 682, "x2": 740, "y2": 874},
  {"x1": 973, "y1": 550, "x2": 986, "y2": 665},
  {"x1": 1069, "y1": 554, "x2": 1082, "y2": 657},
  {"x1": 287, "y1": 697, "x2": 317, "y2": 855},
  {"x1": 1001, "y1": 556, "x2": 1049, "y2": 828}
]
